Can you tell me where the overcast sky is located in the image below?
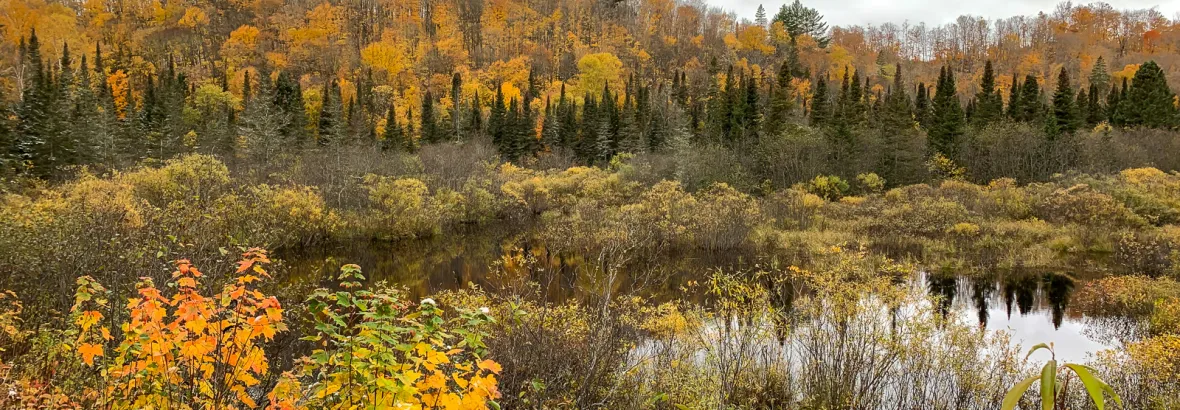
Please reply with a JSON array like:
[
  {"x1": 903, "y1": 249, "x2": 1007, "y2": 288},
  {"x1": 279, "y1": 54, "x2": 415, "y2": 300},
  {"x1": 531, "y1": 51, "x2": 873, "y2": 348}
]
[{"x1": 713, "y1": 0, "x2": 1180, "y2": 28}]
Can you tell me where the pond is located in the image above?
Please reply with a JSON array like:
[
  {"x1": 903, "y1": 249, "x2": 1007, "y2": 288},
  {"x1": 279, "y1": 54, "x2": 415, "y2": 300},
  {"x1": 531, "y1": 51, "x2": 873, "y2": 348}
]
[{"x1": 277, "y1": 226, "x2": 1134, "y2": 363}]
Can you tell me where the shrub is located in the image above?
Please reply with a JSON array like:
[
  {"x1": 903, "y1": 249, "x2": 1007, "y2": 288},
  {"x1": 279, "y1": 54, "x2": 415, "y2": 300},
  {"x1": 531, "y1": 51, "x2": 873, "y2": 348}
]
[
  {"x1": 803, "y1": 175, "x2": 849, "y2": 201},
  {"x1": 269, "y1": 265, "x2": 502, "y2": 409},
  {"x1": 64, "y1": 249, "x2": 285, "y2": 408},
  {"x1": 856, "y1": 172, "x2": 885, "y2": 194}
]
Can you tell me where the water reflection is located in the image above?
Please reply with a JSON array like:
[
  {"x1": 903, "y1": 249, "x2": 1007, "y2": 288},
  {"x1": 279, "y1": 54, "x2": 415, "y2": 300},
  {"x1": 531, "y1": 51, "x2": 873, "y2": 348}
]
[
  {"x1": 279, "y1": 228, "x2": 1121, "y2": 363},
  {"x1": 923, "y1": 271, "x2": 1109, "y2": 362}
]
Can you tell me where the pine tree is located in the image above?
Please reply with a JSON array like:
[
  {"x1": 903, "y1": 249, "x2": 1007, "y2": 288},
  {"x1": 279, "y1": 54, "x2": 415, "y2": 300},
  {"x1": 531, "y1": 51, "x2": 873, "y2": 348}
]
[
  {"x1": 973, "y1": 60, "x2": 1003, "y2": 125},
  {"x1": 809, "y1": 74, "x2": 831, "y2": 126},
  {"x1": 1120, "y1": 61, "x2": 1178, "y2": 128},
  {"x1": 929, "y1": 66, "x2": 965, "y2": 158},
  {"x1": 755, "y1": 4, "x2": 768, "y2": 27},
  {"x1": 774, "y1": 0, "x2": 830, "y2": 47}
]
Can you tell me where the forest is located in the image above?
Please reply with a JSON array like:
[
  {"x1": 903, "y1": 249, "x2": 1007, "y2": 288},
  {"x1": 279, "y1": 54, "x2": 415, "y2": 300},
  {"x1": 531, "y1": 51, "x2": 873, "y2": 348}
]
[{"x1": 0, "y1": 0, "x2": 1179, "y2": 408}]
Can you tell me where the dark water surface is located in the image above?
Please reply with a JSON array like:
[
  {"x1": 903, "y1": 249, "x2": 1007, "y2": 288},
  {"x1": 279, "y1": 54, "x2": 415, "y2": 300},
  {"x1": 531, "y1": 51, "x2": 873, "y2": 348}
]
[{"x1": 277, "y1": 227, "x2": 1133, "y2": 363}]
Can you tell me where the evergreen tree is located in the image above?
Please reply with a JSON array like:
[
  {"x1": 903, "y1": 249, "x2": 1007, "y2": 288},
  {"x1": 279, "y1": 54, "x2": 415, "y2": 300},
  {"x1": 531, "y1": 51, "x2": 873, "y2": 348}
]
[
  {"x1": 1076, "y1": 87, "x2": 1090, "y2": 129},
  {"x1": 1050, "y1": 67, "x2": 1077, "y2": 135},
  {"x1": 1120, "y1": 61, "x2": 1178, "y2": 128},
  {"x1": 764, "y1": 62, "x2": 794, "y2": 137},
  {"x1": 1109, "y1": 78, "x2": 1127, "y2": 126},
  {"x1": 914, "y1": 82, "x2": 933, "y2": 127},
  {"x1": 883, "y1": 63, "x2": 912, "y2": 129},
  {"x1": 16, "y1": 30, "x2": 53, "y2": 175},
  {"x1": 809, "y1": 74, "x2": 831, "y2": 126},
  {"x1": 489, "y1": 86, "x2": 506, "y2": 151},
  {"x1": 577, "y1": 93, "x2": 598, "y2": 162},
  {"x1": 450, "y1": 73, "x2": 463, "y2": 141},
  {"x1": 929, "y1": 66, "x2": 965, "y2": 158},
  {"x1": 382, "y1": 100, "x2": 404, "y2": 152},
  {"x1": 1085, "y1": 84, "x2": 1105, "y2": 125},
  {"x1": 559, "y1": 85, "x2": 579, "y2": 151},
  {"x1": 273, "y1": 72, "x2": 309, "y2": 148},
  {"x1": 773, "y1": 0, "x2": 830, "y2": 47},
  {"x1": 1006, "y1": 74, "x2": 1022, "y2": 120},
  {"x1": 420, "y1": 90, "x2": 439, "y2": 144},
  {"x1": 755, "y1": 4, "x2": 768, "y2": 27},
  {"x1": 1018, "y1": 74, "x2": 1041, "y2": 122},
  {"x1": 1089, "y1": 56, "x2": 1110, "y2": 92},
  {"x1": 239, "y1": 69, "x2": 289, "y2": 164},
  {"x1": 973, "y1": 61, "x2": 1003, "y2": 125},
  {"x1": 317, "y1": 80, "x2": 345, "y2": 146},
  {"x1": 467, "y1": 92, "x2": 483, "y2": 139},
  {"x1": 540, "y1": 96, "x2": 559, "y2": 152}
]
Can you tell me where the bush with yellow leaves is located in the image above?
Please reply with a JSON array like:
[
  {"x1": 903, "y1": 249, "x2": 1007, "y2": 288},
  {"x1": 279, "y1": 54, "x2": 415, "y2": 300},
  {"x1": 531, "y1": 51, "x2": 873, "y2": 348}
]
[{"x1": 268, "y1": 264, "x2": 501, "y2": 409}]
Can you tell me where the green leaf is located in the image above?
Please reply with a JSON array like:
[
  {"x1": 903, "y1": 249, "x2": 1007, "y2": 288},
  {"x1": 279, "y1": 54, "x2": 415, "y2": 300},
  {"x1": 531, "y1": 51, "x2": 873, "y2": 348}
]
[
  {"x1": 489, "y1": 401, "x2": 501, "y2": 410},
  {"x1": 1040, "y1": 360, "x2": 1056, "y2": 410},
  {"x1": 1064, "y1": 363, "x2": 1123, "y2": 410},
  {"x1": 1025, "y1": 343, "x2": 1053, "y2": 360},
  {"x1": 1002, "y1": 375, "x2": 1040, "y2": 410}
]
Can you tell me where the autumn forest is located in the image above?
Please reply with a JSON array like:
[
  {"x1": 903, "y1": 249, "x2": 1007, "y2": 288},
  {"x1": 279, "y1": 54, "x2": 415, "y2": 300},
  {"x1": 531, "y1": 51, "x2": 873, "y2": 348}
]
[{"x1": 1, "y1": 0, "x2": 1180, "y2": 408}]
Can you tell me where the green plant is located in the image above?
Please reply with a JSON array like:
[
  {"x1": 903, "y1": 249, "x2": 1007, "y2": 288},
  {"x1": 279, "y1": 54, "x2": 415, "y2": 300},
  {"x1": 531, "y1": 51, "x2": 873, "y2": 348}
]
[{"x1": 1002, "y1": 343, "x2": 1122, "y2": 410}]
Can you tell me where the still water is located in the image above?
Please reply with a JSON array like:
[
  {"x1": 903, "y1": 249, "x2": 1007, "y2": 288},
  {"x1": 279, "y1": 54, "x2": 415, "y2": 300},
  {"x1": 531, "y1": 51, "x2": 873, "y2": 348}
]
[{"x1": 278, "y1": 227, "x2": 1132, "y2": 363}]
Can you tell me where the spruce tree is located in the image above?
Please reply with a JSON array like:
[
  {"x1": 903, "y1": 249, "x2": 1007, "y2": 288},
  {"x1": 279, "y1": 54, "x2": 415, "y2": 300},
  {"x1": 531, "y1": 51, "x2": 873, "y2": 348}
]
[
  {"x1": 809, "y1": 74, "x2": 831, "y2": 126},
  {"x1": 1018, "y1": 74, "x2": 1041, "y2": 122},
  {"x1": 884, "y1": 63, "x2": 912, "y2": 128},
  {"x1": 16, "y1": 30, "x2": 52, "y2": 175},
  {"x1": 1051, "y1": 67, "x2": 1077, "y2": 135},
  {"x1": 450, "y1": 73, "x2": 463, "y2": 141},
  {"x1": 540, "y1": 96, "x2": 559, "y2": 152},
  {"x1": 489, "y1": 86, "x2": 506, "y2": 151},
  {"x1": 1086, "y1": 84, "x2": 1104, "y2": 125},
  {"x1": 1089, "y1": 56, "x2": 1110, "y2": 92},
  {"x1": 420, "y1": 90, "x2": 439, "y2": 144},
  {"x1": 914, "y1": 83, "x2": 932, "y2": 127},
  {"x1": 973, "y1": 60, "x2": 1003, "y2": 125},
  {"x1": 382, "y1": 100, "x2": 404, "y2": 152},
  {"x1": 929, "y1": 66, "x2": 965, "y2": 158},
  {"x1": 764, "y1": 62, "x2": 794, "y2": 137},
  {"x1": 273, "y1": 72, "x2": 309, "y2": 148},
  {"x1": 239, "y1": 69, "x2": 289, "y2": 164},
  {"x1": 468, "y1": 92, "x2": 483, "y2": 138},
  {"x1": 1120, "y1": 61, "x2": 1178, "y2": 128},
  {"x1": 1006, "y1": 74, "x2": 1022, "y2": 120},
  {"x1": 317, "y1": 80, "x2": 345, "y2": 146}
]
